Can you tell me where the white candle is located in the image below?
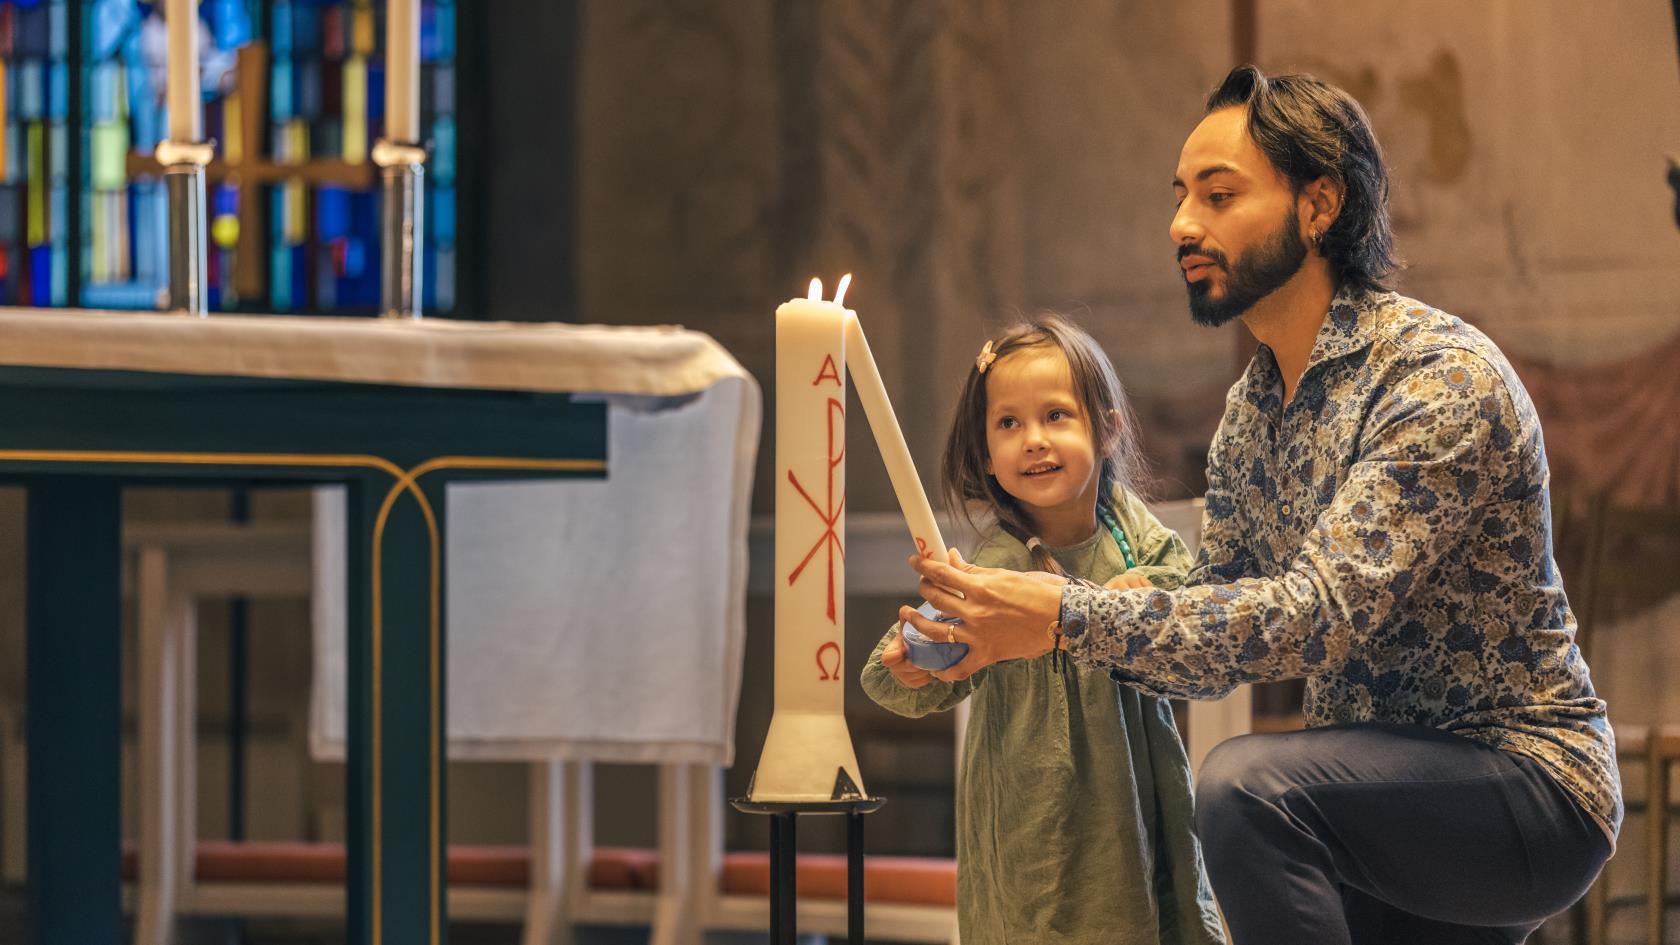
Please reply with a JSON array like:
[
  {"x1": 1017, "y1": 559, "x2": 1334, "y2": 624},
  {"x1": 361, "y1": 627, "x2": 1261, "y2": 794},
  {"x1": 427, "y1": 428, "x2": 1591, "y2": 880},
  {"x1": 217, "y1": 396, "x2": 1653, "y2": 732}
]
[
  {"x1": 773, "y1": 278, "x2": 848, "y2": 714},
  {"x1": 750, "y1": 277, "x2": 866, "y2": 802},
  {"x1": 385, "y1": 0, "x2": 420, "y2": 143},
  {"x1": 166, "y1": 0, "x2": 201, "y2": 142},
  {"x1": 844, "y1": 311, "x2": 949, "y2": 560}
]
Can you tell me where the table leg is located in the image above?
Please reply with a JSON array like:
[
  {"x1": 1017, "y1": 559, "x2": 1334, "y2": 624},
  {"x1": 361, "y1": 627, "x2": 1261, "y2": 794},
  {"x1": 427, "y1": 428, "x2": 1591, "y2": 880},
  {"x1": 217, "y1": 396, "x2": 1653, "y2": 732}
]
[
  {"x1": 25, "y1": 481, "x2": 121, "y2": 945},
  {"x1": 347, "y1": 474, "x2": 448, "y2": 945}
]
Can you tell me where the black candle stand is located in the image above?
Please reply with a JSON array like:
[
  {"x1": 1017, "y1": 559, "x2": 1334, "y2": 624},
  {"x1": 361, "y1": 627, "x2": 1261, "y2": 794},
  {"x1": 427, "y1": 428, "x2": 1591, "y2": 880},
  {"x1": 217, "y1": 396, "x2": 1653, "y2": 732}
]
[{"x1": 729, "y1": 796, "x2": 886, "y2": 944}]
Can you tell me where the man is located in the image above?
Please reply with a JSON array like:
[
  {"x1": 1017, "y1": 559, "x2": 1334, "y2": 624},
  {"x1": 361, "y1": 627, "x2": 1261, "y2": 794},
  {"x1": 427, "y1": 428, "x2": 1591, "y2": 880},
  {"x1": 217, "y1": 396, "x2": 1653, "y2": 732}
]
[{"x1": 898, "y1": 65, "x2": 1620, "y2": 944}]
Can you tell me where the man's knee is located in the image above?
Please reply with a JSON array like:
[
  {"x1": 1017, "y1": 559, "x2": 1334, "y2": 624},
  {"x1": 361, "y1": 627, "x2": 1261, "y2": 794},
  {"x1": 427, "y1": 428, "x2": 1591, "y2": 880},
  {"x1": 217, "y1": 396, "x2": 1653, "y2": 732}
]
[{"x1": 1195, "y1": 734, "x2": 1298, "y2": 845}]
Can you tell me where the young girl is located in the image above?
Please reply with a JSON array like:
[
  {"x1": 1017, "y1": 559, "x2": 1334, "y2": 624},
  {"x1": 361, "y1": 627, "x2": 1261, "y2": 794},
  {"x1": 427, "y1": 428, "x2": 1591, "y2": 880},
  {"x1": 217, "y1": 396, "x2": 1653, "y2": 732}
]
[{"x1": 861, "y1": 314, "x2": 1225, "y2": 945}]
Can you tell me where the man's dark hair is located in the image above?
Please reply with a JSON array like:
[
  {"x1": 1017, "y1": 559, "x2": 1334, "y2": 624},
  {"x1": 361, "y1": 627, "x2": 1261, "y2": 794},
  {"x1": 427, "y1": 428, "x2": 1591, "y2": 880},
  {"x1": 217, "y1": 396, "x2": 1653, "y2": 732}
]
[{"x1": 1207, "y1": 65, "x2": 1400, "y2": 291}]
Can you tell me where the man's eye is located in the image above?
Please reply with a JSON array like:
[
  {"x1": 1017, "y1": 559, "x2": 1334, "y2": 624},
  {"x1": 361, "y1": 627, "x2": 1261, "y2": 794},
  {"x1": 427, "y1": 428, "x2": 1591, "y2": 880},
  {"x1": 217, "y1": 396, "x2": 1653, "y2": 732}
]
[{"x1": 1209, "y1": 192, "x2": 1234, "y2": 205}]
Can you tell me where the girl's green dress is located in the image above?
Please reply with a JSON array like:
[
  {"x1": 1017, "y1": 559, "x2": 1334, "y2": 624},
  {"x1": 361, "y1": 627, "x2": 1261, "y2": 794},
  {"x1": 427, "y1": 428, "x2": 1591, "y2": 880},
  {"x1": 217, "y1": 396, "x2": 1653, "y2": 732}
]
[{"x1": 861, "y1": 488, "x2": 1226, "y2": 945}]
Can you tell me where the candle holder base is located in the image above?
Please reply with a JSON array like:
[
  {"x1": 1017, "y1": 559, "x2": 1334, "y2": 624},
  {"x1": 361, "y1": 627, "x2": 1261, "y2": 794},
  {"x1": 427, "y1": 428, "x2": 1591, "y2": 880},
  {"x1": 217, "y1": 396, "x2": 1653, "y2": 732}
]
[
  {"x1": 729, "y1": 795, "x2": 884, "y2": 945},
  {"x1": 158, "y1": 149, "x2": 211, "y2": 318},
  {"x1": 376, "y1": 149, "x2": 426, "y2": 321}
]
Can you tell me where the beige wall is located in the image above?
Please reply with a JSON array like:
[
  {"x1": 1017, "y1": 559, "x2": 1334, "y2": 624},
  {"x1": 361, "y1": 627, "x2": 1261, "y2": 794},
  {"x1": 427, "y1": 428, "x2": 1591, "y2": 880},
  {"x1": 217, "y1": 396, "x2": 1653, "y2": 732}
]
[{"x1": 1260, "y1": 0, "x2": 1680, "y2": 364}]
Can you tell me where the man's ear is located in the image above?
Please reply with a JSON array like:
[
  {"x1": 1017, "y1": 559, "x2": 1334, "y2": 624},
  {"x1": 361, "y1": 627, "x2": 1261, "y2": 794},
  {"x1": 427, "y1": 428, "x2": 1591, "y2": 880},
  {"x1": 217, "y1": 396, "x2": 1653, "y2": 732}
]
[{"x1": 1300, "y1": 176, "x2": 1344, "y2": 242}]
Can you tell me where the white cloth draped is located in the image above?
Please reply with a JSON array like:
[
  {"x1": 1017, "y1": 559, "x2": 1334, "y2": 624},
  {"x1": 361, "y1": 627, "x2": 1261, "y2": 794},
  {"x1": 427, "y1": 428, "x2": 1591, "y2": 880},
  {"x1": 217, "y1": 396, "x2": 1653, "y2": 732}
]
[{"x1": 0, "y1": 305, "x2": 759, "y2": 768}]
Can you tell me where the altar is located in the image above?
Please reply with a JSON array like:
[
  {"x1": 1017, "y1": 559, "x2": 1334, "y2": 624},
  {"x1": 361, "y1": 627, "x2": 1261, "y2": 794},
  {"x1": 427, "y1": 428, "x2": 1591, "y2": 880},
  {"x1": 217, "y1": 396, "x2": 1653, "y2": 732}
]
[{"x1": 0, "y1": 306, "x2": 755, "y2": 945}]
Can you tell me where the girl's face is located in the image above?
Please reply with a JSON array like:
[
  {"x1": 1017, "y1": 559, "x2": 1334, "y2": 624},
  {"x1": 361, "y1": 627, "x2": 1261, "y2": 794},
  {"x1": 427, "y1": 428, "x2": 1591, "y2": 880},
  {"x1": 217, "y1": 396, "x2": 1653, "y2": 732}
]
[{"x1": 982, "y1": 348, "x2": 1102, "y2": 538}]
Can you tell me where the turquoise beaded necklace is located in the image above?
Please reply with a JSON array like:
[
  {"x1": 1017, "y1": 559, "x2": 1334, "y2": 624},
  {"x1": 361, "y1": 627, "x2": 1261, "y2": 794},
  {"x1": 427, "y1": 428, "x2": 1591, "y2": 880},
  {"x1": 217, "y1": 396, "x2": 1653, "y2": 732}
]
[{"x1": 1096, "y1": 500, "x2": 1138, "y2": 570}]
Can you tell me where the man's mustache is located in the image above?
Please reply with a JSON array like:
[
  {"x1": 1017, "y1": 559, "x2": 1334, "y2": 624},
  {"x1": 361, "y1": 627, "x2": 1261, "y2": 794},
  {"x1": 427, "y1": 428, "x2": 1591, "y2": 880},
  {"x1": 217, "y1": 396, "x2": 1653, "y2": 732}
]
[{"x1": 1177, "y1": 244, "x2": 1229, "y2": 268}]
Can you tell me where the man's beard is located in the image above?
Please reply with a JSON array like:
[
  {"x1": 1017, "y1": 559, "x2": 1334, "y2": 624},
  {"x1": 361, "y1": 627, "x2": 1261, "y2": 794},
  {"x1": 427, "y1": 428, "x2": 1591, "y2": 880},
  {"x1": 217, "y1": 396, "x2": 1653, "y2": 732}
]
[{"x1": 1182, "y1": 208, "x2": 1309, "y2": 327}]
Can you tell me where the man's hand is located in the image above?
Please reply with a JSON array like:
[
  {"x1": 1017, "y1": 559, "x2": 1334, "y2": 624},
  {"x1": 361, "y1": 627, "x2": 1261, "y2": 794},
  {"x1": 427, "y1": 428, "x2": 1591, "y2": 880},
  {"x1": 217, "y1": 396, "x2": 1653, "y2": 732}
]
[
  {"x1": 899, "y1": 549, "x2": 1066, "y2": 681},
  {"x1": 1105, "y1": 573, "x2": 1153, "y2": 590},
  {"x1": 879, "y1": 627, "x2": 935, "y2": 689}
]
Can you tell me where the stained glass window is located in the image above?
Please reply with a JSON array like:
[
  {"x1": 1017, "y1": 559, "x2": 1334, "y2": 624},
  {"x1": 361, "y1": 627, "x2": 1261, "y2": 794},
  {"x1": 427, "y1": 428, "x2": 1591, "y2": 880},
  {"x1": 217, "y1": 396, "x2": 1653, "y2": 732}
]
[{"x1": 0, "y1": 0, "x2": 456, "y2": 313}]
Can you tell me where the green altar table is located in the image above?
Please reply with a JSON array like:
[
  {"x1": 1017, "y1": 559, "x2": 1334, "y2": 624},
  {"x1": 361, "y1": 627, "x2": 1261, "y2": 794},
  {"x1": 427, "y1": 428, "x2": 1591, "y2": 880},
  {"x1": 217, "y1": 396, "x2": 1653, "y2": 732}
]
[{"x1": 0, "y1": 307, "x2": 748, "y2": 945}]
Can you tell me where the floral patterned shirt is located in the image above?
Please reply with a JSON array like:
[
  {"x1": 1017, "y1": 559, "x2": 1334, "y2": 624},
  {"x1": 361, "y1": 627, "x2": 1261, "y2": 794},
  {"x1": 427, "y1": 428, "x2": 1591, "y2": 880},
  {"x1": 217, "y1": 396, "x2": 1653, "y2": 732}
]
[{"x1": 1058, "y1": 287, "x2": 1622, "y2": 840}]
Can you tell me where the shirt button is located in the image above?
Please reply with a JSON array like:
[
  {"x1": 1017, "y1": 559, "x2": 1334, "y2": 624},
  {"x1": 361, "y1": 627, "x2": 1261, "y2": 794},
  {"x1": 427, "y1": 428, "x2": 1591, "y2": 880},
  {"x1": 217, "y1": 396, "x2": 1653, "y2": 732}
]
[{"x1": 1281, "y1": 503, "x2": 1293, "y2": 517}]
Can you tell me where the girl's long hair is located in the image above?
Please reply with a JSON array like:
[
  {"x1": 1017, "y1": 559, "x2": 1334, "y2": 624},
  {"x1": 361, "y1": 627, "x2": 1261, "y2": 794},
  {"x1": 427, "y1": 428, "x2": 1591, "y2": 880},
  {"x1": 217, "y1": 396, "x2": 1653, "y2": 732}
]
[{"x1": 940, "y1": 313, "x2": 1150, "y2": 576}]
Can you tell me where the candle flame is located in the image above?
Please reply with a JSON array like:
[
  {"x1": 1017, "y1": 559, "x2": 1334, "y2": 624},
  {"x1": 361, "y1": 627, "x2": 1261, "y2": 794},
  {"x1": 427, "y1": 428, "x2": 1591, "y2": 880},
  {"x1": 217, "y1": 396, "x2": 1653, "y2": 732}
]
[
  {"x1": 834, "y1": 273, "x2": 853, "y2": 307},
  {"x1": 807, "y1": 277, "x2": 823, "y2": 301}
]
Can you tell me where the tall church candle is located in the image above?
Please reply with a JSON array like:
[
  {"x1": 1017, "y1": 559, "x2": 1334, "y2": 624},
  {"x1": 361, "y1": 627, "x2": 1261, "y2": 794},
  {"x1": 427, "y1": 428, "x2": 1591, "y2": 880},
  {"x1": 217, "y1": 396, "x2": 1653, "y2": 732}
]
[
  {"x1": 749, "y1": 276, "x2": 867, "y2": 802},
  {"x1": 773, "y1": 277, "x2": 849, "y2": 713}
]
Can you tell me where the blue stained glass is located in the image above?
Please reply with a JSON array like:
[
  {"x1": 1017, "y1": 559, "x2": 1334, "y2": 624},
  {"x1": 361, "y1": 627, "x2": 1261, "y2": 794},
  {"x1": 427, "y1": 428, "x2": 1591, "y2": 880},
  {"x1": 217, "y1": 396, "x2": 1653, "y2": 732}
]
[
  {"x1": 269, "y1": 242, "x2": 291, "y2": 309},
  {"x1": 89, "y1": 60, "x2": 119, "y2": 122},
  {"x1": 41, "y1": 0, "x2": 460, "y2": 314},
  {"x1": 291, "y1": 0, "x2": 319, "y2": 54},
  {"x1": 213, "y1": 181, "x2": 238, "y2": 217},
  {"x1": 288, "y1": 242, "x2": 306, "y2": 306},
  {"x1": 317, "y1": 184, "x2": 349, "y2": 238},
  {"x1": 341, "y1": 234, "x2": 363, "y2": 276},
  {"x1": 89, "y1": 0, "x2": 135, "y2": 59},
  {"x1": 420, "y1": 1, "x2": 438, "y2": 61},
  {"x1": 15, "y1": 5, "x2": 47, "y2": 57},
  {"x1": 296, "y1": 59, "x2": 321, "y2": 118},
  {"x1": 436, "y1": 1, "x2": 453, "y2": 59},
  {"x1": 271, "y1": 56, "x2": 294, "y2": 120},
  {"x1": 430, "y1": 113, "x2": 453, "y2": 182},
  {"x1": 47, "y1": 122, "x2": 66, "y2": 181},
  {"x1": 314, "y1": 246, "x2": 336, "y2": 307},
  {"x1": 2, "y1": 124, "x2": 19, "y2": 184},
  {"x1": 83, "y1": 280, "x2": 161, "y2": 308},
  {"x1": 430, "y1": 184, "x2": 452, "y2": 242},
  {"x1": 271, "y1": 0, "x2": 293, "y2": 55},
  {"x1": 366, "y1": 60, "x2": 382, "y2": 120},
  {"x1": 134, "y1": 179, "x2": 166, "y2": 285},
  {"x1": 430, "y1": 62, "x2": 451, "y2": 114},
  {"x1": 48, "y1": 178, "x2": 65, "y2": 236},
  {"x1": 0, "y1": 189, "x2": 18, "y2": 242},
  {"x1": 47, "y1": 60, "x2": 68, "y2": 119},
  {"x1": 28, "y1": 244, "x2": 50, "y2": 305},
  {"x1": 47, "y1": 0, "x2": 66, "y2": 58},
  {"x1": 17, "y1": 60, "x2": 43, "y2": 120},
  {"x1": 203, "y1": 0, "x2": 253, "y2": 50},
  {"x1": 49, "y1": 235, "x2": 66, "y2": 303}
]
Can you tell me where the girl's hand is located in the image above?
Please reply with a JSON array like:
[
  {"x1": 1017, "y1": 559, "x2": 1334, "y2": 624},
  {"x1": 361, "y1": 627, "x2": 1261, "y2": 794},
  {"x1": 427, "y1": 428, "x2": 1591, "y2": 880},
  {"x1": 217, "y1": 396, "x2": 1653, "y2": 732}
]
[
  {"x1": 900, "y1": 549, "x2": 1065, "y2": 681},
  {"x1": 1105, "y1": 573, "x2": 1153, "y2": 590},
  {"x1": 879, "y1": 627, "x2": 935, "y2": 689}
]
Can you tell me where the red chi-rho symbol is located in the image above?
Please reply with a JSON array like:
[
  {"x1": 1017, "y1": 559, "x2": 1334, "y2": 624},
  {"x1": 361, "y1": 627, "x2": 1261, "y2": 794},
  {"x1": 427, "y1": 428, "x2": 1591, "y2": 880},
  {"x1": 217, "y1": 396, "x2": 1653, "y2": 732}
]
[{"x1": 787, "y1": 357, "x2": 846, "y2": 623}]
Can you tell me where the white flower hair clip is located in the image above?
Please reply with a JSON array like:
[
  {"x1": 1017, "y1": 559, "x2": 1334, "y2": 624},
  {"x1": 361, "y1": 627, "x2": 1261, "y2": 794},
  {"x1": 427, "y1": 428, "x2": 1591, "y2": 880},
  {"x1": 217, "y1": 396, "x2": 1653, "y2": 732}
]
[{"x1": 975, "y1": 340, "x2": 998, "y2": 374}]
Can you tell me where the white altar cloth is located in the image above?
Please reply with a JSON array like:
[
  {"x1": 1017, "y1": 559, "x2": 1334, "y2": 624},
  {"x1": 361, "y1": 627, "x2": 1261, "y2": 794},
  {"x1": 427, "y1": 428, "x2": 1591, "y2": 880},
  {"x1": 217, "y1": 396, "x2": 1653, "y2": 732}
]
[{"x1": 0, "y1": 306, "x2": 757, "y2": 765}]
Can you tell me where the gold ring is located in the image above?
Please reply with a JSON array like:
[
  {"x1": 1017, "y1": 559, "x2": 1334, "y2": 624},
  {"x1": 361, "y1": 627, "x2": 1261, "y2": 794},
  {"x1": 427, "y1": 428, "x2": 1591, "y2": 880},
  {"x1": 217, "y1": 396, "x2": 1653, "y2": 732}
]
[{"x1": 945, "y1": 625, "x2": 958, "y2": 645}]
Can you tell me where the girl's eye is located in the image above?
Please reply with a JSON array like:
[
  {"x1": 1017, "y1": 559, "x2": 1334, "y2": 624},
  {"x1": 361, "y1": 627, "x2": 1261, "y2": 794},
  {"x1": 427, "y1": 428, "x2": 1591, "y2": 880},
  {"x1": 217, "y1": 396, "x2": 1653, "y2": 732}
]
[
  {"x1": 997, "y1": 416, "x2": 1018, "y2": 430},
  {"x1": 1049, "y1": 409, "x2": 1071, "y2": 422}
]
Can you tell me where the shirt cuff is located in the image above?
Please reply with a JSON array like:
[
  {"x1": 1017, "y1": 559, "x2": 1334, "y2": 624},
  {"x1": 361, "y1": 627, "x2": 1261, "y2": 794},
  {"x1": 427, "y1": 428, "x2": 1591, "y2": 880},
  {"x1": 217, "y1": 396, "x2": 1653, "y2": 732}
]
[{"x1": 1058, "y1": 579, "x2": 1100, "y2": 640}]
